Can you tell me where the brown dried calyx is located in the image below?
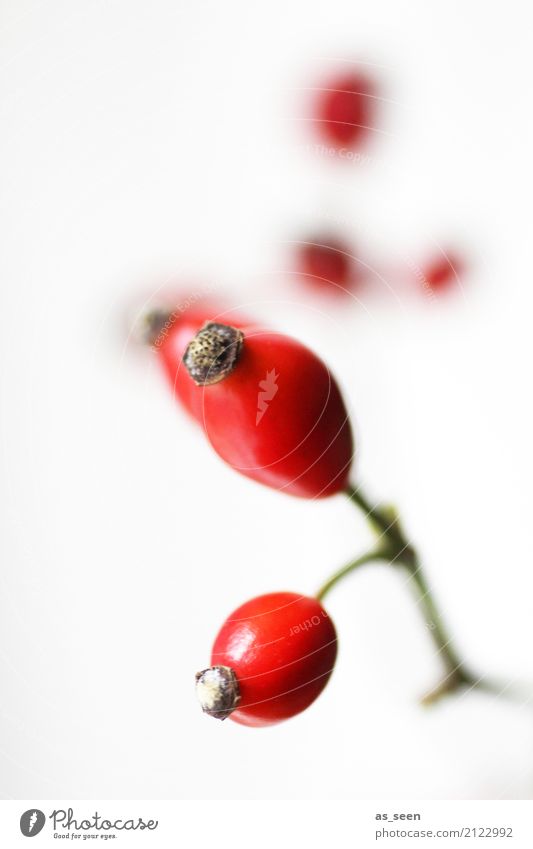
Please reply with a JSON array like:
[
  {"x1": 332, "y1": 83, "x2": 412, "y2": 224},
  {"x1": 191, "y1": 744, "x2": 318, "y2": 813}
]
[
  {"x1": 195, "y1": 665, "x2": 241, "y2": 721},
  {"x1": 183, "y1": 322, "x2": 244, "y2": 386},
  {"x1": 139, "y1": 308, "x2": 175, "y2": 347}
]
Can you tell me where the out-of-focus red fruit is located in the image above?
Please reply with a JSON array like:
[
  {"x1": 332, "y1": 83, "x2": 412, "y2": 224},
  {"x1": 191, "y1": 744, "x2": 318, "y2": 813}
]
[
  {"x1": 296, "y1": 238, "x2": 356, "y2": 294},
  {"x1": 314, "y1": 71, "x2": 376, "y2": 149},
  {"x1": 421, "y1": 252, "x2": 463, "y2": 294}
]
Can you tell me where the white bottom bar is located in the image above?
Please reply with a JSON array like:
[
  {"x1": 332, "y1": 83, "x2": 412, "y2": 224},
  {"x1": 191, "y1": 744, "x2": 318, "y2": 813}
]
[{"x1": 1, "y1": 800, "x2": 532, "y2": 847}]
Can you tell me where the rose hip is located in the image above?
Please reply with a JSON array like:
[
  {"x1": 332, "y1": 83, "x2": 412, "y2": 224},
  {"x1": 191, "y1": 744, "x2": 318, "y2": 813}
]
[
  {"x1": 196, "y1": 592, "x2": 337, "y2": 727},
  {"x1": 296, "y1": 237, "x2": 356, "y2": 294},
  {"x1": 313, "y1": 70, "x2": 376, "y2": 150},
  {"x1": 182, "y1": 322, "x2": 354, "y2": 498},
  {"x1": 421, "y1": 252, "x2": 463, "y2": 294}
]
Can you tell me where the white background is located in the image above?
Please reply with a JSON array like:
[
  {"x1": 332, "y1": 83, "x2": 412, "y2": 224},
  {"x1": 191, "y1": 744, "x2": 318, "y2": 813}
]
[{"x1": 1, "y1": 0, "x2": 532, "y2": 800}]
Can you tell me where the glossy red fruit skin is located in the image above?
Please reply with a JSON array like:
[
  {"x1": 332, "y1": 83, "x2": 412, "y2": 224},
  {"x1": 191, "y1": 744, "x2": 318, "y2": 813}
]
[
  {"x1": 198, "y1": 329, "x2": 354, "y2": 498},
  {"x1": 211, "y1": 592, "x2": 337, "y2": 727},
  {"x1": 315, "y1": 71, "x2": 375, "y2": 149},
  {"x1": 154, "y1": 304, "x2": 250, "y2": 422},
  {"x1": 297, "y1": 238, "x2": 354, "y2": 293}
]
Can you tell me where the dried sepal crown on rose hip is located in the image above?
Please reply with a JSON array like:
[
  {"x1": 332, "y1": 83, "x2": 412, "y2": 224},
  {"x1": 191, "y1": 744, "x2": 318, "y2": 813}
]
[
  {"x1": 144, "y1": 301, "x2": 251, "y2": 424},
  {"x1": 152, "y1": 309, "x2": 354, "y2": 498}
]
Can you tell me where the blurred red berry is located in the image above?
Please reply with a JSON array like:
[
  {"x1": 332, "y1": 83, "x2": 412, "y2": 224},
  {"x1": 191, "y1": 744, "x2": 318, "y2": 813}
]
[
  {"x1": 421, "y1": 252, "x2": 463, "y2": 294},
  {"x1": 314, "y1": 71, "x2": 376, "y2": 149},
  {"x1": 296, "y1": 238, "x2": 356, "y2": 293},
  {"x1": 196, "y1": 592, "x2": 337, "y2": 727}
]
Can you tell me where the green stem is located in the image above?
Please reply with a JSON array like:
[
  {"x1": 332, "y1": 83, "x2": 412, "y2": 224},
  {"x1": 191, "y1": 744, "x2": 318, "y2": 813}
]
[
  {"x1": 345, "y1": 484, "x2": 408, "y2": 552},
  {"x1": 344, "y1": 485, "x2": 394, "y2": 536},
  {"x1": 316, "y1": 549, "x2": 387, "y2": 601},
  {"x1": 405, "y1": 558, "x2": 486, "y2": 705},
  {"x1": 320, "y1": 484, "x2": 494, "y2": 704}
]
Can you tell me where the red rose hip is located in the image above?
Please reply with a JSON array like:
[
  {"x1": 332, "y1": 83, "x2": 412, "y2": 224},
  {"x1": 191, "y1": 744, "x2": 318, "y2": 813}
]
[
  {"x1": 314, "y1": 70, "x2": 376, "y2": 149},
  {"x1": 196, "y1": 592, "x2": 338, "y2": 727},
  {"x1": 421, "y1": 251, "x2": 463, "y2": 294},
  {"x1": 296, "y1": 237, "x2": 356, "y2": 293},
  {"x1": 182, "y1": 322, "x2": 354, "y2": 498}
]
